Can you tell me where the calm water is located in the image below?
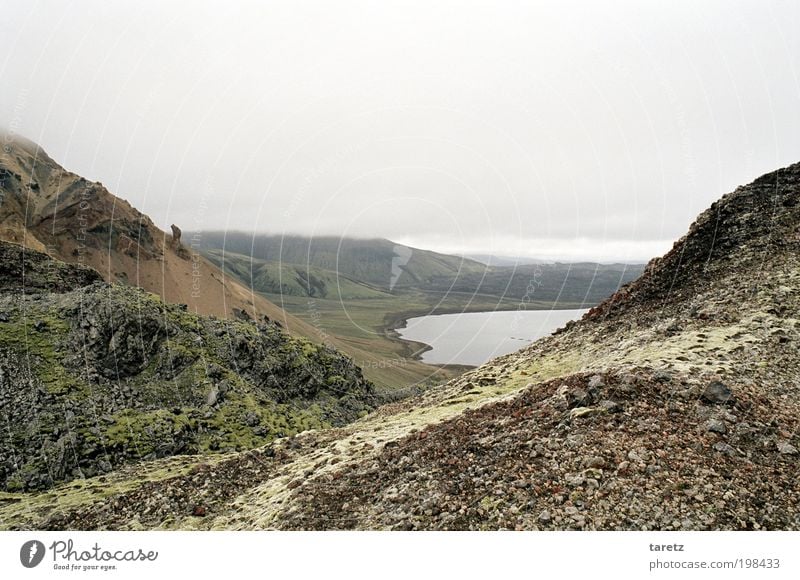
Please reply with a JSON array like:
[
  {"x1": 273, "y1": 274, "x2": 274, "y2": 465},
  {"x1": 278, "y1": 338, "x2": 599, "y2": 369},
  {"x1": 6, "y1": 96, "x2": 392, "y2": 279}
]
[{"x1": 396, "y1": 309, "x2": 588, "y2": 366}]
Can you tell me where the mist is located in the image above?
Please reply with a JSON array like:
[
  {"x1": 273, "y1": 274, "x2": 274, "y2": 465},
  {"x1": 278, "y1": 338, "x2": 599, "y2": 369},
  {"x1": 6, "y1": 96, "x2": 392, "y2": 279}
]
[{"x1": 2, "y1": 0, "x2": 798, "y2": 261}]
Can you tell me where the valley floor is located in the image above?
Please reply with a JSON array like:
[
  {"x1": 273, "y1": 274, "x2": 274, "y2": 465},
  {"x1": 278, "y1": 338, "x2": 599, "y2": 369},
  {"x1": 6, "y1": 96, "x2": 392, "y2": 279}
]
[{"x1": 268, "y1": 290, "x2": 588, "y2": 393}]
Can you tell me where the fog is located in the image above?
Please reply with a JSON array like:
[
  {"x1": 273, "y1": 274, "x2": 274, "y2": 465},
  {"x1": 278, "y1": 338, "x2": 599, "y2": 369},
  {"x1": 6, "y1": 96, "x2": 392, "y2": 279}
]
[{"x1": 2, "y1": 0, "x2": 798, "y2": 261}]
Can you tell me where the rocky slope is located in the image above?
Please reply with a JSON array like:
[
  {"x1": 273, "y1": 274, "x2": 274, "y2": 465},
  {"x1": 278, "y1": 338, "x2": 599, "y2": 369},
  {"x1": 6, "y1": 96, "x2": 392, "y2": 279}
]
[
  {"x1": 2, "y1": 162, "x2": 798, "y2": 531},
  {"x1": 0, "y1": 241, "x2": 374, "y2": 493},
  {"x1": 0, "y1": 134, "x2": 441, "y2": 389},
  {"x1": 0, "y1": 134, "x2": 325, "y2": 330}
]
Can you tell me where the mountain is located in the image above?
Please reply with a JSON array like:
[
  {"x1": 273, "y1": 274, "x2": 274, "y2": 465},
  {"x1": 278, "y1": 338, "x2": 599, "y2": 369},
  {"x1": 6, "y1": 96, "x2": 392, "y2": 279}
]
[
  {"x1": 0, "y1": 240, "x2": 374, "y2": 492},
  {"x1": 0, "y1": 135, "x2": 443, "y2": 390},
  {"x1": 0, "y1": 134, "x2": 314, "y2": 328},
  {"x1": 203, "y1": 249, "x2": 393, "y2": 300},
  {"x1": 3, "y1": 161, "x2": 798, "y2": 530},
  {"x1": 192, "y1": 232, "x2": 644, "y2": 304},
  {"x1": 465, "y1": 253, "x2": 550, "y2": 267},
  {"x1": 192, "y1": 233, "x2": 488, "y2": 293}
]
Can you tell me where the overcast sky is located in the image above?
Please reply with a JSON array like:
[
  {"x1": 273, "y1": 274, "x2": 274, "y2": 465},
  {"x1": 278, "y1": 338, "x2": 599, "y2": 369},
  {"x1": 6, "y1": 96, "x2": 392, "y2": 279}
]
[{"x1": 2, "y1": 1, "x2": 799, "y2": 262}]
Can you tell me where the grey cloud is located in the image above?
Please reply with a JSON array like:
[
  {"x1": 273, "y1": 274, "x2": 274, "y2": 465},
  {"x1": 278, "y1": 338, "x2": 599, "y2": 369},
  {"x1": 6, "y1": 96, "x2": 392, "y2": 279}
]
[{"x1": 1, "y1": 0, "x2": 798, "y2": 261}]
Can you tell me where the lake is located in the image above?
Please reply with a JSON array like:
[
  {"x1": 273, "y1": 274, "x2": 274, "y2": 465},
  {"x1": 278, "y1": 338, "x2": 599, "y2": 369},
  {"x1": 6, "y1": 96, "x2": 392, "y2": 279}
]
[{"x1": 396, "y1": 308, "x2": 588, "y2": 366}]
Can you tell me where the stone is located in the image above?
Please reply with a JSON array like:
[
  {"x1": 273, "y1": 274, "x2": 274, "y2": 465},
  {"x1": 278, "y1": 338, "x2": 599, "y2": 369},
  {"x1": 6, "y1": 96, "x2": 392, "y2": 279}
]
[
  {"x1": 713, "y1": 442, "x2": 737, "y2": 456},
  {"x1": 776, "y1": 441, "x2": 798, "y2": 455},
  {"x1": 569, "y1": 407, "x2": 605, "y2": 420},
  {"x1": 170, "y1": 224, "x2": 182, "y2": 246},
  {"x1": 598, "y1": 399, "x2": 622, "y2": 413},
  {"x1": 567, "y1": 388, "x2": 592, "y2": 408},
  {"x1": 588, "y1": 374, "x2": 605, "y2": 388},
  {"x1": 582, "y1": 456, "x2": 606, "y2": 469},
  {"x1": 538, "y1": 510, "x2": 552, "y2": 523},
  {"x1": 705, "y1": 418, "x2": 727, "y2": 434},
  {"x1": 206, "y1": 385, "x2": 221, "y2": 407},
  {"x1": 702, "y1": 381, "x2": 735, "y2": 405},
  {"x1": 233, "y1": 307, "x2": 252, "y2": 321},
  {"x1": 653, "y1": 370, "x2": 672, "y2": 383}
]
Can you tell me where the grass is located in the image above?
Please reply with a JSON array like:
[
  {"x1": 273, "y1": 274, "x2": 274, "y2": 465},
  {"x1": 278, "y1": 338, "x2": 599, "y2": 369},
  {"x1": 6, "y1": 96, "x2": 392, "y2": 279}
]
[{"x1": 267, "y1": 289, "x2": 587, "y2": 392}]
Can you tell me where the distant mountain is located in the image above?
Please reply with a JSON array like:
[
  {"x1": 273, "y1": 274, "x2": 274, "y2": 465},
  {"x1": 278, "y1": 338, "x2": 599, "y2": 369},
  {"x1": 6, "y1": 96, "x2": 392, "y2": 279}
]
[
  {"x1": 464, "y1": 253, "x2": 550, "y2": 266},
  {"x1": 191, "y1": 233, "x2": 488, "y2": 293},
  {"x1": 202, "y1": 249, "x2": 392, "y2": 300},
  {"x1": 192, "y1": 232, "x2": 644, "y2": 305}
]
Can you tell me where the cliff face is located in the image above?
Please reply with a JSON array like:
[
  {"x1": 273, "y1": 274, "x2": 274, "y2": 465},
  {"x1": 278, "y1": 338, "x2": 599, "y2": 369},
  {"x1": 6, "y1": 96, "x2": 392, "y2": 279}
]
[
  {"x1": 0, "y1": 241, "x2": 375, "y2": 492},
  {"x1": 2, "y1": 163, "x2": 799, "y2": 531}
]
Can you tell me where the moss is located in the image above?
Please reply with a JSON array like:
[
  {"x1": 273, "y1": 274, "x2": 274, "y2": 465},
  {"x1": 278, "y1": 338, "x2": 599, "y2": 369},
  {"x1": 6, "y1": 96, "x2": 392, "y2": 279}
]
[
  {"x1": 199, "y1": 395, "x2": 328, "y2": 453},
  {"x1": 96, "y1": 409, "x2": 199, "y2": 458},
  {"x1": 301, "y1": 340, "x2": 318, "y2": 357},
  {"x1": 0, "y1": 455, "x2": 207, "y2": 528},
  {"x1": 2, "y1": 274, "x2": 375, "y2": 493},
  {"x1": 0, "y1": 309, "x2": 90, "y2": 396}
]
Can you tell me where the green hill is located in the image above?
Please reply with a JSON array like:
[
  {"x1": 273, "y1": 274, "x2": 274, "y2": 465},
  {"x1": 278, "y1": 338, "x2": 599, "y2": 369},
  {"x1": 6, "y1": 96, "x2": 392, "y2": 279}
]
[
  {"x1": 192, "y1": 233, "x2": 489, "y2": 292},
  {"x1": 191, "y1": 232, "x2": 644, "y2": 304},
  {"x1": 203, "y1": 249, "x2": 391, "y2": 300}
]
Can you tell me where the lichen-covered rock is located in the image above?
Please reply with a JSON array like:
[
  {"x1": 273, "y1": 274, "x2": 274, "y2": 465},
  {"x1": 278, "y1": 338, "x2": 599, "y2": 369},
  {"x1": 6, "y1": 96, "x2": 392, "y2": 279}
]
[
  {"x1": 0, "y1": 245, "x2": 375, "y2": 491},
  {"x1": 0, "y1": 240, "x2": 102, "y2": 294}
]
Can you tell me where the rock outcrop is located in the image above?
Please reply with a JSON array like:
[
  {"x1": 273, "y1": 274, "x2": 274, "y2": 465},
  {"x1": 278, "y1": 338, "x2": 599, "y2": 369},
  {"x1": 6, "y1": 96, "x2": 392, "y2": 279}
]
[{"x1": 0, "y1": 242, "x2": 375, "y2": 492}]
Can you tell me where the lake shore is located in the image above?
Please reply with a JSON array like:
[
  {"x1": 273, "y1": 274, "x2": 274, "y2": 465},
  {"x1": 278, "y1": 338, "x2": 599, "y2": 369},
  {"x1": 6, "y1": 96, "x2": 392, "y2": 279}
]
[{"x1": 395, "y1": 308, "x2": 590, "y2": 366}]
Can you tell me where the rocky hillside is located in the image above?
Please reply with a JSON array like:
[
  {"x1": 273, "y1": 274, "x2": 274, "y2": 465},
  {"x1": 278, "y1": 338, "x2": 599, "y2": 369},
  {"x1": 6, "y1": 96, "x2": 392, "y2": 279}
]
[
  {"x1": 0, "y1": 134, "x2": 325, "y2": 331},
  {"x1": 0, "y1": 241, "x2": 375, "y2": 493},
  {"x1": 2, "y1": 162, "x2": 798, "y2": 531},
  {"x1": 0, "y1": 135, "x2": 455, "y2": 389}
]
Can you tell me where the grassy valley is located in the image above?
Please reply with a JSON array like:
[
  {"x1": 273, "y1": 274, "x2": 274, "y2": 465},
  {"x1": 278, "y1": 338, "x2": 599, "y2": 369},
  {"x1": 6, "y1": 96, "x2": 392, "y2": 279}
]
[{"x1": 195, "y1": 233, "x2": 643, "y2": 391}]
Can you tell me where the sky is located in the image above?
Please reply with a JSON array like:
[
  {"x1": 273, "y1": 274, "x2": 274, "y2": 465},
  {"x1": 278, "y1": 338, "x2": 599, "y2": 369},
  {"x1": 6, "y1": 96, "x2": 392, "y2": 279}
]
[{"x1": 1, "y1": 0, "x2": 798, "y2": 262}]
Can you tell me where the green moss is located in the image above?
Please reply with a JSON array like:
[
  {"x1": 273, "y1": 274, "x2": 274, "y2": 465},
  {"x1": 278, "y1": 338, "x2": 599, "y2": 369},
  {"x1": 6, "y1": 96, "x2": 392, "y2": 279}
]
[
  {"x1": 0, "y1": 309, "x2": 90, "y2": 396},
  {"x1": 301, "y1": 340, "x2": 318, "y2": 357},
  {"x1": 96, "y1": 409, "x2": 199, "y2": 458},
  {"x1": 0, "y1": 455, "x2": 207, "y2": 528},
  {"x1": 199, "y1": 395, "x2": 328, "y2": 453}
]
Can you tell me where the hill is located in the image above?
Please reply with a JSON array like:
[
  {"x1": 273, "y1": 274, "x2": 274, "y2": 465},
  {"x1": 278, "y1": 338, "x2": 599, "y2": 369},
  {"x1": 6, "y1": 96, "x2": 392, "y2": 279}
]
[
  {"x1": 0, "y1": 240, "x2": 374, "y2": 492},
  {"x1": 192, "y1": 233, "x2": 488, "y2": 293},
  {"x1": 3, "y1": 161, "x2": 798, "y2": 530},
  {"x1": 193, "y1": 232, "x2": 643, "y2": 304},
  {"x1": 0, "y1": 134, "x2": 318, "y2": 327},
  {"x1": 0, "y1": 135, "x2": 460, "y2": 390},
  {"x1": 203, "y1": 249, "x2": 392, "y2": 300}
]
